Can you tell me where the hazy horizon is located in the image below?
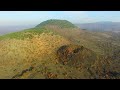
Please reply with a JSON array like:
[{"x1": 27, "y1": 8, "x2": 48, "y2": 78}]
[
  {"x1": 1, "y1": 11, "x2": 120, "y2": 35},
  {"x1": 1, "y1": 20, "x2": 120, "y2": 35},
  {"x1": 0, "y1": 24, "x2": 36, "y2": 35}
]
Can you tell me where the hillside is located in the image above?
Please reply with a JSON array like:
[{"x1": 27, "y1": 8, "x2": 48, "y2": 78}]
[
  {"x1": 43, "y1": 25, "x2": 120, "y2": 56},
  {"x1": 76, "y1": 21, "x2": 120, "y2": 32},
  {"x1": 0, "y1": 19, "x2": 120, "y2": 79}
]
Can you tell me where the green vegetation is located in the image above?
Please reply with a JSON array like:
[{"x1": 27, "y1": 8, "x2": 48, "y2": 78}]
[
  {"x1": 0, "y1": 27, "x2": 55, "y2": 40},
  {"x1": 36, "y1": 19, "x2": 77, "y2": 28}
]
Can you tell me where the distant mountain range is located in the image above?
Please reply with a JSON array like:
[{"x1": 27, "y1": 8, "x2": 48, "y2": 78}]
[{"x1": 75, "y1": 21, "x2": 120, "y2": 32}]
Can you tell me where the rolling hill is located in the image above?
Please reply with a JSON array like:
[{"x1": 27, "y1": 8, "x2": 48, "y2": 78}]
[
  {"x1": 0, "y1": 19, "x2": 119, "y2": 79},
  {"x1": 36, "y1": 19, "x2": 77, "y2": 28}
]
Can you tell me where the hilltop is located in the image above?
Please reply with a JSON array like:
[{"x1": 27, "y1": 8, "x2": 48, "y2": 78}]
[
  {"x1": 36, "y1": 19, "x2": 77, "y2": 28},
  {"x1": 0, "y1": 19, "x2": 120, "y2": 79}
]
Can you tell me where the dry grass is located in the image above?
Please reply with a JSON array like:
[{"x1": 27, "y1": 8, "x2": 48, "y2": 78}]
[
  {"x1": 0, "y1": 26, "x2": 118, "y2": 79},
  {"x1": 0, "y1": 32, "x2": 70, "y2": 78}
]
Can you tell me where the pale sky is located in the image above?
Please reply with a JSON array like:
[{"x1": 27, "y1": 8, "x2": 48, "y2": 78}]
[{"x1": 0, "y1": 11, "x2": 120, "y2": 26}]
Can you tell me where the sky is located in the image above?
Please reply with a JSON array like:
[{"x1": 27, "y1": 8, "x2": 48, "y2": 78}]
[{"x1": 0, "y1": 11, "x2": 120, "y2": 26}]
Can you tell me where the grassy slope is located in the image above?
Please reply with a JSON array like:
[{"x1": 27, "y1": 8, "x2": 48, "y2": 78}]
[
  {"x1": 44, "y1": 26, "x2": 120, "y2": 56},
  {"x1": 0, "y1": 20, "x2": 120, "y2": 79},
  {"x1": 0, "y1": 27, "x2": 53, "y2": 40},
  {"x1": 39, "y1": 26, "x2": 120, "y2": 79},
  {"x1": 0, "y1": 27, "x2": 103, "y2": 79},
  {"x1": 0, "y1": 27, "x2": 73, "y2": 79}
]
